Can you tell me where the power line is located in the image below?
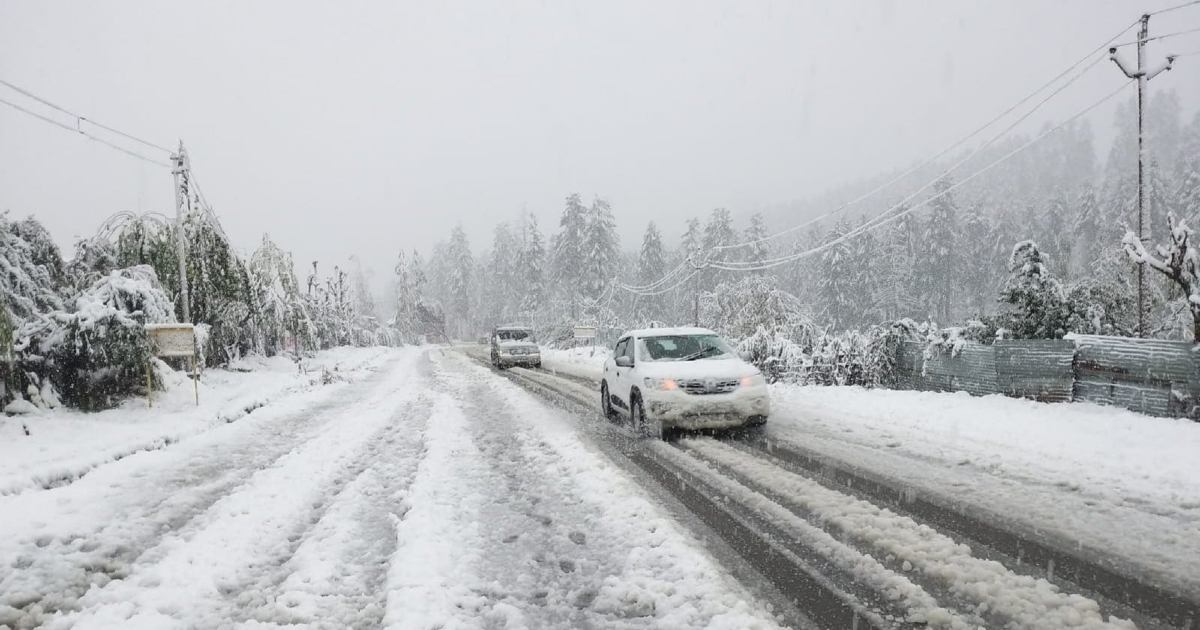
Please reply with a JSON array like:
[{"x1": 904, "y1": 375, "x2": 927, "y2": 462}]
[
  {"x1": 1112, "y1": 24, "x2": 1200, "y2": 47},
  {"x1": 1149, "y1": 0, "x2": 1200, "y2": 16},
  {"x1": 711, "y1": 17, "x2": 1139, "y2": 254},
  {"x1": 708, "y1": 79, "x2": 1135, "y2": 273},
  {"x1": 720, "y1": 52, "x2": 1108, "y2": 269},
  {"x1": 0, "y1": 95, "x2": 171, "y2": 167},
  {"x1": 0, "y1": 78, "x2": 174, "y2": 154},
  {"x1": 619, "y1": 268, "x2": 701, "y2": 297}
]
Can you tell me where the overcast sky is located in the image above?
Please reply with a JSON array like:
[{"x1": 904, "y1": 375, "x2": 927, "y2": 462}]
[{"x1": 3, "y1": 0, "x2": 1199, "y2": 293}]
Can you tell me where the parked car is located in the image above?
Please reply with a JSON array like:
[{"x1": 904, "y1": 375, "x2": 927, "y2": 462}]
[
  {"x1": 600, "y1": 327, "x2": 768, "y2": 437},
  {"x1": 490, "y1": 325, "x2": 541, "y2": 369}
]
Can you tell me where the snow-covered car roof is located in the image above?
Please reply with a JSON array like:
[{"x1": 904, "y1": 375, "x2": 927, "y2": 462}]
[
  {"x1": 495, "y1": 325, "x2": 533, "y2": 331},
  {"x1": 620, "y1": 326, "x2": 717, "y2": 340}
]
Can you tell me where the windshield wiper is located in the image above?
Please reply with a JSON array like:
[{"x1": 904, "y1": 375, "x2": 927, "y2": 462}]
[{"x1": 682, "y1": 346, "x2": 723, "y2": 361}]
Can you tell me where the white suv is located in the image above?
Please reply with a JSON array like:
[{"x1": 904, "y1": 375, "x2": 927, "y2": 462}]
[{"x1": 600, "y1": 327, "x2": 769, "y2": 437}]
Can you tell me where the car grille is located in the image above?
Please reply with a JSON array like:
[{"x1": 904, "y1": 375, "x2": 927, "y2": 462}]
[{"x1": 679, "y1": 378, "x2": 739, "y2": 395}]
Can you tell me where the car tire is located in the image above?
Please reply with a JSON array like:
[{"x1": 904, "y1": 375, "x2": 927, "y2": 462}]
[
  {"x1": 601, "y1": 381, "x2": 615, "y2": 418},
  {"x1": 631, "y1": 393, "x2": 662, "y2": 440}
]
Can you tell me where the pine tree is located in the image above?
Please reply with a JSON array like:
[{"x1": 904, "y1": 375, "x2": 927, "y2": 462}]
[
  {"x1": 743, "y1": 213, "x2": 772, "y2": 270},
  {"x1": 919, "y1": 178, "x2": 960, "y2": 322},
  {"x1": 998, "y1": 241, "x2": 1068, "y2": 339},
  {"x1": 1042, "y1": 192, "x2": 1071, "y2": 281},
  {"x1": 675, "y1": 218, "x2": 704, "y2": 323},
  {"x1": 634, "y1": 221, "x2": 668, "y2": 324},
  {"x1": 702, "y1": 208, "x2": 737, "y2": 288},
  {"x1": 550, "y1": 193, "x2": 589, "y2": 318},
  {"x1": 876, "y1": 213, "x2": 917, "y2": 320},
  {"x1": 959, "y1": 205, "x2": 993, "y2": 315},
  {"x1": 817, "y1": 220, "x2": 855, "y2": 330},
  {"x1": 581, "y1": 197, "x2": 620, "y2": 317},
  {"x1": 517, "y1": 215, "x2": 546, "y2": 324},
  {"x1": 446, "y1": 225, "x2": 475, "y2": 339},
  {"x1": 1072, "y1": 183, "x2": 1102, "y2": 275}
]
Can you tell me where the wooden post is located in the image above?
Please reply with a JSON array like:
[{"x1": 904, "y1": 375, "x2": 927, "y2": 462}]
[
  {"x1": 192, "y1": 356, "x2": 199, "y2": 405},
  {"x1": 146, "y1": 361, "x2": 153, "y2": 408}
]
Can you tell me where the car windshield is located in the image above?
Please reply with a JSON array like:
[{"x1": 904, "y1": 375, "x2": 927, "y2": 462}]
[
  {"x1": 496, "y1": 329, "x2": 533, "y2": 342},
  {"x1": 638, "y1": 334, "x2": 734, "y2": 362}
]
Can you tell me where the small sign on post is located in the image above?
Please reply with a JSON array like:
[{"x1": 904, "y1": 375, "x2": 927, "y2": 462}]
[
  {"x1": 573, "y1": 325, "x2": 598, "y2": 356},
  {"x1": 145, "y1": 323, "x2": 199, "y2": 406}
]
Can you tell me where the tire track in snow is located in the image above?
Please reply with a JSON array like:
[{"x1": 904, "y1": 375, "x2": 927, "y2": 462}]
[
  {"x1": 230, "y1": 393, "x2": 433, "y2": 630},
  {"x1": 21, "y1": 349, "x2": 423, "y2": 630},
  {"x1": 0, "y1": 352, "x2": 409, "y2": 630},
  {"x1": 393, "y1": 351, "x2": 785, "y2": 630},
  {"x1": 677, "y1": 438, "x2": 1137, "y2": 630}
]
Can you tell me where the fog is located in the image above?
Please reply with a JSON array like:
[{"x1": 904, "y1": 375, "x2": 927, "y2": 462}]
[{"x1": 2, "y1": 0, "x2": 1199, "y2": 291}]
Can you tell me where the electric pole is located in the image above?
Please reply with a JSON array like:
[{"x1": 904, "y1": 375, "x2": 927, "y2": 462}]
[
  {"x1": 171, "y1": 141, "x2": 192, "y2": 323},
  {"x1": 1109, "y1": 14, "x2": 1176, "y2": 337}
]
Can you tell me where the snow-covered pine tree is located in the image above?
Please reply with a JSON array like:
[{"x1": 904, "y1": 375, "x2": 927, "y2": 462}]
[
  {"x1": 550, "y1": 193, "x2": 589, "y2": 319},
  {"x1": 1071, "y1": 183, "x2": 1102, "y2": 276},
  {"x1": 674, "y1": 217, "x2": 704, "y2": 323},
  {"x1": 876, "y1": 211, "x2": 917, "y2": 321},
  {"x1": 997, "y1": 240, "x2": 1068, "y2": 339},
  {"x1": 817, "y1": 220, "x2": 855, "y2": 330},
  {"x1": 581, "y1": 197, "x2": 620, "y2": 317},
  {"x1": 701, "y1": 208, "x2": 737, "y2": 289},
  {"x1": 959, "y1": 205, "x2": 994, "y2": 315},
  {"x1": 633, "y1": 221, "x2": 668, "y2": 324},
  {"x1": 919, "y1": 178, "x2": 960, "y2": 322},
  {"x1": 517, "y1": 215, "x2": 546, "y2": 326},
  {"x1": 446, "y1": 225, "x2": 475, "y2": 339},
  {"x1": 743, "y1": 213, "x2": 772, "y2": 268}
]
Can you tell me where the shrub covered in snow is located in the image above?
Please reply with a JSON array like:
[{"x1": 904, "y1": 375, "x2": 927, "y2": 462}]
[{"x1": 13, "y1": 266, "x2": 175, "y2": 410}]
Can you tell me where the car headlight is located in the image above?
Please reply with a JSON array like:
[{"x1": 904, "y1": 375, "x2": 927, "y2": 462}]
[
  {"x1": 740, "y1": 373, "x2": 766, "y2": 387},
  {"x1": 643, "y1": 377, "x2": 679, "y2": 391}
]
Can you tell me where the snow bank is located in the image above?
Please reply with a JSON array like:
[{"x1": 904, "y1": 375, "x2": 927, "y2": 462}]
[
  {"x1": 540, "y1": 345, "x2": 607, "y2": 381},
  {"x1": 0, "y1": 347, "x2": 392, "y2": 497},
  {"x1": 767, "y1": 384, "x2": 1200, "y2": 595}
]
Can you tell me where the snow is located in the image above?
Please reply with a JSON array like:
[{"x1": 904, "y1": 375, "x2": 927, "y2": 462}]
[
  {"x1": 540, "y1": 345, "x2": 608, "y2": 381},
  {"x1": 680, "y1": 438, "x2": 1135, "y2": 629},
  {"x1": 765, "y1": 384, "x2": 1200, "y2": 596},
  {"x1": 0, "y1": 347, "x2": 392, "y2": 497},
  {"x1": 383, "y1": 350, "x2": 784, "y2": 628},
  {"x1": 1, "y1": 347, "x2": 785, "y2": 630}
]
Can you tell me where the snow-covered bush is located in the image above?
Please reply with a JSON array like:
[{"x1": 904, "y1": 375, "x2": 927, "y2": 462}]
[{"x1": 13, "y1": 266, "x2": 175, "y2": 410}]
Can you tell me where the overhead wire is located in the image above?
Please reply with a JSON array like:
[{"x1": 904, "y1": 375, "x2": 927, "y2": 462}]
[
  {"x1": 1147, "y1": 0, "x2": 1200, "y2": 14},
  {"x1": 1111, "y1": 24, "x2": 1200, "y2": 48},
  {"x1": 718, "y1": 52, "x2": 1110, "y2": 269},
  {"x1": 0, "y1": 77, "x2": 174, "y2": 154},
  {"x1": 710, "y1": 16, "x2": 1139, "y2": 254},
  {"x1": 0, "y1": 95, "x2": 172, "y2": 167},
  {"x1": 707, "y1": 79, "x2": 1136, "y2": 273}
]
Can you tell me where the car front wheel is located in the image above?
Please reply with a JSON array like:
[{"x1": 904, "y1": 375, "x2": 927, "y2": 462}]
[
  {"x1": 630, "y1": 394, "x2": 662, "y2": 440},
  {"x1": 601, "y1": 381, "x2": 614, "y2": 418}
]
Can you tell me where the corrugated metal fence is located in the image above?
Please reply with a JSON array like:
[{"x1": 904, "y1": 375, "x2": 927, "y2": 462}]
[{"x1": 893, "y1": 335, "x2": 1200, "y2": 419}]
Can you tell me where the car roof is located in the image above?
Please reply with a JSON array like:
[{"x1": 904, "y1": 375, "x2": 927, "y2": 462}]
[
  {"x1": 620, "y1": 326, "x2": 716, "y2": 340},
  {"x1": 495, "y1": 325, "x2": 532, "y2": 331}
]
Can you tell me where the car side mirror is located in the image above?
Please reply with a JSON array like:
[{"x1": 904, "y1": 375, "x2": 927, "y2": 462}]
[
  {"x1": 739, "y1": 350, "x2": 752, "y2": 362},
  {"x1": 615, "y1": 356, "x2": 633, "y2": 368}
]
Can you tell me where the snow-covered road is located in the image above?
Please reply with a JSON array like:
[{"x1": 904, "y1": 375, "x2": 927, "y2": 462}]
[{"x1": 0, "y1": 348, "x2": 783, "y2": 630}]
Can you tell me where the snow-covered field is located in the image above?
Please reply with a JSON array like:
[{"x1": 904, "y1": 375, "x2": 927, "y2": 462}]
[
  {"x1": 767, "y1": 385, "x2": 1200, "y2": 595},
  {"x1": 0, "y1": 347, "x2": 784, "y2": 629},
  {"x1": 0, "y1": 347, "x2": 392, "y2": 497}
]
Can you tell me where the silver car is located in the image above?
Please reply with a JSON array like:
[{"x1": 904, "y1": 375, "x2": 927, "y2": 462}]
[{"x1": 490, "y1": 326, "x2": 541, "y2": 369}]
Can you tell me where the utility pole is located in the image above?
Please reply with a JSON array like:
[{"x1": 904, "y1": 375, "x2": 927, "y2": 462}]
[
  {"x1": 171, "y1": 141, "x2": 192, "y2": 323},
  {"x1": 1110, "y1": 14, "x2": 1176, "y2": 337}
]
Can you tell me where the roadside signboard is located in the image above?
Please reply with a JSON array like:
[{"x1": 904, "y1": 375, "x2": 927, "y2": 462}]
[
  {"x1": 145, "y1": 323, "x2": 199, "y2": 406},
  {"x1": 573, "y1": 325, "x2": 597, "y2": 340}
]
